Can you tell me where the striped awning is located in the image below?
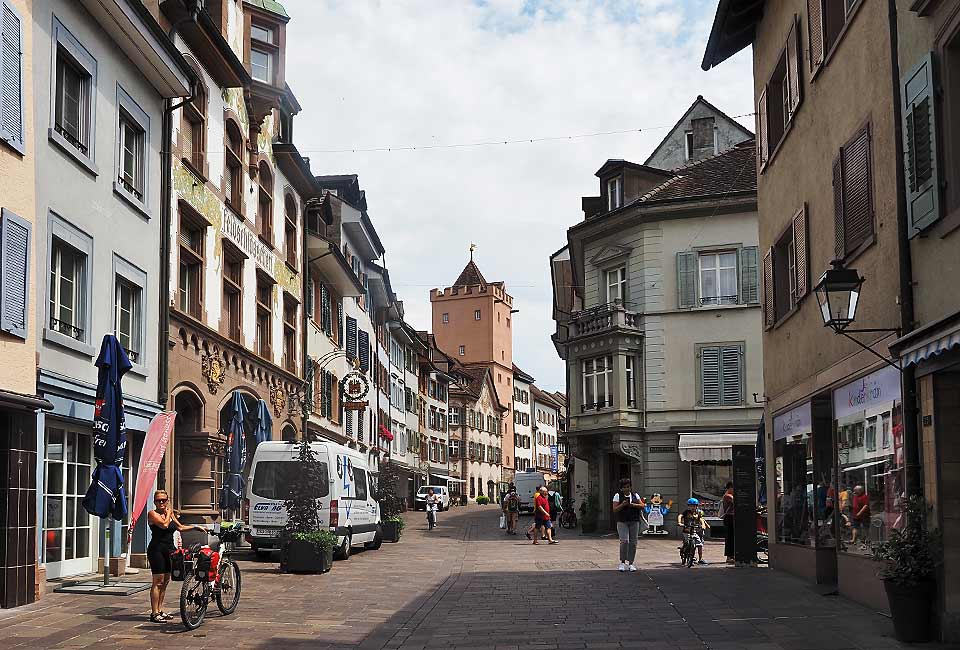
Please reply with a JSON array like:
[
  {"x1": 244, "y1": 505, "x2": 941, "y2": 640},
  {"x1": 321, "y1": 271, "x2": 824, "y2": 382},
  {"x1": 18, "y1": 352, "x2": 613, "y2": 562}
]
[
  {"x1": 678, "y1": 433, "x2": 757, "y2": 462},
  {"x1": 901, "y1": 329, "x2": 960, "y2": 367}
]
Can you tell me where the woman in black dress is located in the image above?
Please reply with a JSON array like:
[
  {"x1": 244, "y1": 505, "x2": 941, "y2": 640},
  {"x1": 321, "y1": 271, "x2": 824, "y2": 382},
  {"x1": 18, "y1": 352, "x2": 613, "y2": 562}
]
[{"x1": 147, "y1": 490, "x2": 198, "y2": 622}]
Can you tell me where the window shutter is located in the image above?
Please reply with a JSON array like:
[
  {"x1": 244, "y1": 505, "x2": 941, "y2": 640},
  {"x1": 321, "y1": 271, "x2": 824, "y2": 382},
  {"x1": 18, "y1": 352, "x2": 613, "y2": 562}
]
[
  {"x1": 833, "y1": 156, "x2": 845, "y2": 259},
  {"x1": 903, "y1": 54, "x2": 941, "y2": 237},
  {"x1": 336, "y1": 300, "x2": 343, "y2": 345},
  {"x1": 739, "y1": 246, "x2": 759, "y2": 304},
  {"x1": 793, "y1": 206, "x2": 809, "y2": 298},
  {"x1": 699, "y1": 346, "x2": 721, "y2": 406},
  {"x1": 346, "y1": 315, "x2": 357, "y2": 359},
  {"x1": 331, "y1": 373, "x2": 340, "y2": 424},
  {"x1": 720, "y1": 345, "x2": 743, "y2": 406},
  {"x1": 676, "y1": 251, "x2": 697, "y2": 308},
  {"x1": 0, "y1": 2, "x2": 23, "y2": 152},
  {"x1": 0, "y1": 208, "x2": 29, "y2": 339},
  {"x1": 757, "y1": 89, "x2": 768, "y2": 168},
  {"x1": 786, "y1": 16, "x2": 802, "y2": 120},
  {"x1": 304, "y1": 278, "x2": 314, "y2": 318},
  {"x1": 761, "y1": 248, "x2": 775, "y2": 328},
  {"x1": 320, "y1": 370, "x2": 329, "y2": 418},
  {"x1": 320, "y1": 284, "x2": 331, "y2": 335},
  {"x1": 841, "y1": 126, "x2": 874, "y2": 255},
  {"x1": 358, "y1": 329, "x2": 370, "y2": 373},
  {"x1": 807, "y1": 0, "x2": 824, "y2": 72}
]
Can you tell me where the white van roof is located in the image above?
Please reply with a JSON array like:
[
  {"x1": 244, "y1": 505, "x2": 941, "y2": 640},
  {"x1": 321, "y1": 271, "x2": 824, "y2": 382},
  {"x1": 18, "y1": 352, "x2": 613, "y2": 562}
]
[{"x1": 253, "y1": 440, "x2": 368, "y2": 464}]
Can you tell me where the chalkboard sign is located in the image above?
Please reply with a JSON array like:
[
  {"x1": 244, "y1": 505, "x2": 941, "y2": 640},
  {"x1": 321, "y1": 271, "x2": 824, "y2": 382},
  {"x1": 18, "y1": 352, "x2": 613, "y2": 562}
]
[{"x1": 732, "y1": 444, "x2": 757, "y2": 564}]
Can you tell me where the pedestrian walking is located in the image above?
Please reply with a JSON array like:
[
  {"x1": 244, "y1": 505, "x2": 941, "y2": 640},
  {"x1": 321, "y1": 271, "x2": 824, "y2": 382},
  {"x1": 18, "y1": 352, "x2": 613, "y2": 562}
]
[
  {"x1": 531, "y1": 486, "x2": 557, "y2": 545},
  {"x1": 720, "y1": 481, "x2": 735, "y2": 564},
  {"x1": 147, "y1": 490, "x2": 199, "y2": 623},
  {"x1": 502, "y1": 485, "x2": 520, "y2": 535},
  {"x1": 548, "y1": 489, "x2": 563, "y2": 539},
  {"x1": 851, "y1": 485, "x2": 870, "y2": 548},
  {"x1": 612, "y1": 478, "x2": 642, "y2": 571}
]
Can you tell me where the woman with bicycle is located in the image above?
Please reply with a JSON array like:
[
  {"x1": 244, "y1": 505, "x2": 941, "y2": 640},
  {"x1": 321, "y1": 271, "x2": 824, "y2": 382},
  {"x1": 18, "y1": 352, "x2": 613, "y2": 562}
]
[{"x1": 147, "y1": 490, "x2": 199, "y2": 623}]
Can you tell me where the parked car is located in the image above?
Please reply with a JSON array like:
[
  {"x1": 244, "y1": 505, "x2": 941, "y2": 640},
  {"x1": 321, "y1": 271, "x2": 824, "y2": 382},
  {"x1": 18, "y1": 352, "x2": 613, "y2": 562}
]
[
  {"x1": 246, "y1": 440, "x2": 381, "y2": 560},
  {"x1": 413, "y1": 485, "x2": 450, "y2": 511}
]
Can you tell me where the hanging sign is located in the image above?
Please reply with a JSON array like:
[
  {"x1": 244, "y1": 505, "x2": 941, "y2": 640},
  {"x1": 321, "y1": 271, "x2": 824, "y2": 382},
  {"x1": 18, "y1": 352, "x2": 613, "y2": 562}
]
[{"x1": 341, "y1": 371, "x2": 370, "y2": 403}]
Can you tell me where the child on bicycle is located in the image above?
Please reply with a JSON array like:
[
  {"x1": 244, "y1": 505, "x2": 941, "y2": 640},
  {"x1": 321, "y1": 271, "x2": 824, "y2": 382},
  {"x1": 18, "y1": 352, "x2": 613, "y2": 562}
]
[{"x1": 678, "y1": 498, "x2": 710, "y2": 565}]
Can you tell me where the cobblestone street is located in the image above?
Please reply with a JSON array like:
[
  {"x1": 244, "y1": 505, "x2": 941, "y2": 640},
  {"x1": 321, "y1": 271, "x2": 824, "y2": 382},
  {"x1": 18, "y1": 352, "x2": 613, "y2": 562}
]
[{"x1": 0, "y1": 506, "x2": 933, "y2": 650}]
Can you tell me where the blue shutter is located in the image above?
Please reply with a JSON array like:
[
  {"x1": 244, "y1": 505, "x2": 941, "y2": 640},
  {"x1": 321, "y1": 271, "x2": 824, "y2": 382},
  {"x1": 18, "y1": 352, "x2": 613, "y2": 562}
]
[
  {"x1": 0, "y1": 208, "x2": 30, "y2": 338},
  {"x1": 0, "y1": 2, "x2": 23, "y2": 153},
  {"x1": 358, "y1": 329, "x2": 370, "y2": 373},
  {"x1": 903, "y1": 53, "x2": 941, "y2": 237},
  {"x1": 346, "y1": 316, "x2": 357, "y2": 359}
]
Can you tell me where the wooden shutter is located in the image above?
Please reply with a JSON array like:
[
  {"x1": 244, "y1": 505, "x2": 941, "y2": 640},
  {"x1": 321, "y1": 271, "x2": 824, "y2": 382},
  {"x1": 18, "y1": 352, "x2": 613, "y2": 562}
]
[
  {"x1": 739, "y1": 246, "x2": 759, "y2": 304},
  {"x1": 0, "y1": 208, "x2": 29, "y2": 338},
  {"x1": 807, "y1": 0, "x2": 824, "y2": 73},
  {"x1": 833, "y1": 156, "x2": 845, "y2": 258},
  {"x1": 786, "y1": 16, "x2": 802, "y2": 121},
  {"x1": 319, "y1": 370, "x2": 329, "y2": 417},
  {"x1": 331, "y1": 373, "x2": 340, "y2": 424},
  {"x1": 793, "y1": 206, "x2": 809, "y2": 299},
  {"x1": 346, "y1": 315, "x2": 357, "y2": 359},
  {"x1": 699, "y1": 346, "x2": 721, "y2": 407},
  {"x1": 841, "y1": 126, "x2": 874, "y2": 254},
  {"x1": 903, "y1": 53, "x2": 941, "y2": 236},
  {"x1": 762, "y1": 248, "x2": 775, "y2": 328},
  {"x1": 720, "y1": 345, "x2": 743, "y2": 406},
  {"x1": 0, "y1": 2, "x2": 23, "y2": 152},
  {"x1": 757, "y1": 88, "x2": 768, "y2": 168},
  {"x1": 358, "y1": 329, "x2": 370, "y2": 373},
  {"x1": 676, "y1": 251, "x2": 697, "y2": 308},
  {"x1": 320, "y1": 283, "x2": 331, "y2": 334}
]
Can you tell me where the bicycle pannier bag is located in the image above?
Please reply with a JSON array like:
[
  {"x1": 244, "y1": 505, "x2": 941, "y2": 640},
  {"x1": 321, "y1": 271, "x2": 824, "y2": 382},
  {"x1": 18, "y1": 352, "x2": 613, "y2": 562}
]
[
  {"x1": 170, "y1": 548, "x2": 189, "y2": 581},
  {"x1": 195, "y1": 546, "x2": 217, "y2": 581}
]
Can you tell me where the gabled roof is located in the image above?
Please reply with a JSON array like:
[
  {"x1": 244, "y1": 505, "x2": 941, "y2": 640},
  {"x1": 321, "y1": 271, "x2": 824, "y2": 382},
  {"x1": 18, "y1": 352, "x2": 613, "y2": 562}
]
[
  {"x1": 453, "y1": 259, "x2": 488, "y2": 287},
  {"x1": 512, "y1": 363, "x2": 536, "y2": 384},
  {"x1": 643, "y1": 95, "x2": 754, "y2": 167},
  {"x1": 702, "y1": 0, "x2": 764, "y2": 71},
  {"x1": 595, "y1": 159, "x2": 675, "y2": 179},
  {"x1": 450, "y1": 363, "x2": 508, "y2": 411},
  {"x1": 531, "y1": 385, "x2": 563, "y2": 410},
  {"x1": 635, "y1": 140, "x2": 756, "y2": 205}
]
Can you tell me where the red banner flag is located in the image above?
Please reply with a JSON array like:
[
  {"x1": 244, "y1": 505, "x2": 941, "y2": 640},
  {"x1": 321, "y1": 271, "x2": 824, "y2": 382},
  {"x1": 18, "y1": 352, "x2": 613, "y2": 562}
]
[{"x1": 128, "y1": 411, "x2": 177, "y2": 540}]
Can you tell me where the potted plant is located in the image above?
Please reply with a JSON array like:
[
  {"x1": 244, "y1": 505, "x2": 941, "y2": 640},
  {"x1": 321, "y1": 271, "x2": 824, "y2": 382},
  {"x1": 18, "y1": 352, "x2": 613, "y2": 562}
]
[
  {"x1": 280, "y1": 438, "x2": 334, "y2": 573},
  {"x1": 378, "y1": 460, "x2": 405, "y2": 543},
  {"x1": 476, "y1": 495, "x2": 490, "y2": 505},
  {"x1": 871, "y1": 496, "x2": 941, "y2": 643}
]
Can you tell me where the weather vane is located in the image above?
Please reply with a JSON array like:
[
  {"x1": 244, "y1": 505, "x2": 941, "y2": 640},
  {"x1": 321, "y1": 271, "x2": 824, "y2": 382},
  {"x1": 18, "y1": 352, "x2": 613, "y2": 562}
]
[{"x1": 469, "y1": 242, "x2": 476, "y2": 261}]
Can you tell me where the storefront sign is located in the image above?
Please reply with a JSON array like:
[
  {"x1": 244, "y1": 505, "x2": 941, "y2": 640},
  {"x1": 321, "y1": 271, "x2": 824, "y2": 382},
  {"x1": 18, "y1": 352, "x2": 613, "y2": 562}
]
[
  {"x1": 221, "y1": 206, "x2": 275, "y2": 272},
  {"x1": 732, "y1": 444, "x2": 757, "y2": 563},
  {"x1": 833, "y1": 366, "x2": 901, "y2": 420},
  {"x1": 342, "y1": 371, "x2": 371, "y2": 402},
  {"x1": 773, "y1": 402, "x2": 812, "y2": 441},
  {"x1": 550, "y1": 445, "x2": 558, "y2": 472},
  {"x1": 649, "y1": 446, "x2": 675, "y2": 454}
]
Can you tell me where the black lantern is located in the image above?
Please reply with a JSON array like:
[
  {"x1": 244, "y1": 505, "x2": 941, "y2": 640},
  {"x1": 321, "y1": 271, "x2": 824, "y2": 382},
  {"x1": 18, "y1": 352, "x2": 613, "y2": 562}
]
[{"x1": 814, "y1": 260, "x2": 864, "y2": 334}]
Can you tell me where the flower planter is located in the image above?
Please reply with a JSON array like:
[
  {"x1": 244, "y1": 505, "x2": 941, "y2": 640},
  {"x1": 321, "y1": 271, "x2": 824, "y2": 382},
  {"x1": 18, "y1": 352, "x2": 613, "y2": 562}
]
[
  {"x1": 382, "y1": 520, "x2": 403, "y2": 543},
  {"x1": 281, "y1": 539, "x2": 333, "y2": 574},
  {"x1": 883, "y1": 579, "x2": 934, "y2": 643}
]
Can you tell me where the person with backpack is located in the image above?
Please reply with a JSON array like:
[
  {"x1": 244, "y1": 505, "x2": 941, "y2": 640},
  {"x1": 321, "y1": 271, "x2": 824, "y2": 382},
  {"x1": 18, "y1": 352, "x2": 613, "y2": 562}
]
[
  {"x1": 502, "y1": 485, "x2": 520, "y2": 535},
  {"x1": 547, "y1": 489, "x2": 563, "y2": 539}
]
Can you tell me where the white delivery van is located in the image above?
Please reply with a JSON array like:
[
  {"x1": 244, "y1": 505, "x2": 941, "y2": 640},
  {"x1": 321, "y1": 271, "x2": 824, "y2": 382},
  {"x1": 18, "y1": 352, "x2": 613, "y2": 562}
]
[
  {"x1": 246, "y1": 440, "x2": 381, "y2": 560},
  {"x1": 514, "y1": 470, "x2": 546, "y2": 514}
]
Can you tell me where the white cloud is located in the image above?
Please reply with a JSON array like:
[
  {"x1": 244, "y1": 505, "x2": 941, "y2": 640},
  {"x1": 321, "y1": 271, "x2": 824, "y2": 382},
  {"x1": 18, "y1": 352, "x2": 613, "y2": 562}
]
[{"x1": 284, "y1": 0, "x2": 753, "y2": 393}]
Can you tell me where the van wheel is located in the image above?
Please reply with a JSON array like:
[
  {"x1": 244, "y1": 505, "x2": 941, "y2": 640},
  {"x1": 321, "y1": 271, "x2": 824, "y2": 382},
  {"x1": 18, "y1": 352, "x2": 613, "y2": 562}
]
[
  {"x1": 365, "y1": 525, "x2": 383, "y2": 550},
  {"x1": 334, "y1": 534, "x2": 352, "y2": 560}
]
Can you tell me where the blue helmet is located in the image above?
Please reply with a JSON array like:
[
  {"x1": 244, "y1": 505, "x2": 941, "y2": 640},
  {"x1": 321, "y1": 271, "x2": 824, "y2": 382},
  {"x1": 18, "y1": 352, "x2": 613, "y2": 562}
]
[{"x1": 687, "y1": 498, "x2": 699, "y2": 506}]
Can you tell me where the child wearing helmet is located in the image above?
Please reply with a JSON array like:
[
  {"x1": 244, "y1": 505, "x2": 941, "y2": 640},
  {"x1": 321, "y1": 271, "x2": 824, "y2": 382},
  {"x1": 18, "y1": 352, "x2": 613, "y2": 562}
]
[{"x1": 678, "y1": 498, "x2": 710, "y2": 565}]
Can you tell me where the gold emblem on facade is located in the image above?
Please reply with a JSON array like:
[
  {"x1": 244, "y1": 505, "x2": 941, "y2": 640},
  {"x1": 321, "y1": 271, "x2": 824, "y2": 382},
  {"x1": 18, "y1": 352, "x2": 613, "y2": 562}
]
[
  {"x1": 201, "y1": 352, "x2": 226, "y2": 394},
  {"x1": 269, "y1": 385, "x2": 286, "y2": 417}
]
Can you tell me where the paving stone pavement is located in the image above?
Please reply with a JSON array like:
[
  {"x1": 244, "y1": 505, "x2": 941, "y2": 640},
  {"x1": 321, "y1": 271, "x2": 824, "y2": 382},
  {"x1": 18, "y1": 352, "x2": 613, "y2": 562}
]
[{"x1": 0, "y1": 506, "x2": 948, "y2": 650}]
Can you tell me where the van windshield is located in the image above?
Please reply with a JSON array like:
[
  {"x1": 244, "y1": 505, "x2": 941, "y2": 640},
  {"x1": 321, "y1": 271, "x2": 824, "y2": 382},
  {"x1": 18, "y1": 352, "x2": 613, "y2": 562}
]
[
  {"x1": 252, "y1": 461, "x2": 329, "y2": 500},
  {"x1": 416, "y1": 487, "x2": 443, "y2": 495}
]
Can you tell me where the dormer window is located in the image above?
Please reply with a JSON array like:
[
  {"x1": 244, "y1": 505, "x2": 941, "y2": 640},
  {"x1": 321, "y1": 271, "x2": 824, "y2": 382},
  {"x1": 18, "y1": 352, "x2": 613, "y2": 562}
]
[
  {"x1": 607, "y1": 176, "x2": 621, "y2": 211},
  {"x1": 250, "y1": 23, "x2": 276, "y2": 84}
]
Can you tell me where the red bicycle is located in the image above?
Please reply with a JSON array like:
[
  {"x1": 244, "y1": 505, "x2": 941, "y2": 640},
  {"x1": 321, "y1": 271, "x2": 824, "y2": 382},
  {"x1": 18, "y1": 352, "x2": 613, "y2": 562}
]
[{"x1": 178, "y1": 523, "x2": 245, "y2": 630}]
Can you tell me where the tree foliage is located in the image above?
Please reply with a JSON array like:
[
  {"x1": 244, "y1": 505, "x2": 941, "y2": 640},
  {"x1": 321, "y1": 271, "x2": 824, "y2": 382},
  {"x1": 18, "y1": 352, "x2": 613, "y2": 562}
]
[
  {"x1": 282, "y1": 440, "x2": 325, "y2": 539},
  {"x1": 377, "y1": 459, "x2": 406, "y2": 520},
  {"x1": 871, "y1": 495, "x2": 941, "y2": 587}
]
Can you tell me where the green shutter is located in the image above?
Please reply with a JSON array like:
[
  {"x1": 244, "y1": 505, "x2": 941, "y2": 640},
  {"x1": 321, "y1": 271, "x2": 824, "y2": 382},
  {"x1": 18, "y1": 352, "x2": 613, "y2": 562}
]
[
  {"x1": 677, "y1": 251, "x2": 697, "y2": 308},
  {"x1": 739, "y1": 246, "x2": 759, "y2": 304},
  {"x1": 699, "y1": 346, "x2": 721, "y2": 406},
  {"x1": 720, "y1": 345, "x2": 743, "y2": 406},
  {"x1": 903, "y1": 53, "x2": 941, "y2": 237}
]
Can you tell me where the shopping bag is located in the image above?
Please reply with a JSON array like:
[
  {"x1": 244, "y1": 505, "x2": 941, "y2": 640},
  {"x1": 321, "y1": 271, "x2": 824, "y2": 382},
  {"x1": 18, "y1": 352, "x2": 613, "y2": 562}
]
[{"x1": 499, "y1": 514, "x2": 506, "y2": 529}]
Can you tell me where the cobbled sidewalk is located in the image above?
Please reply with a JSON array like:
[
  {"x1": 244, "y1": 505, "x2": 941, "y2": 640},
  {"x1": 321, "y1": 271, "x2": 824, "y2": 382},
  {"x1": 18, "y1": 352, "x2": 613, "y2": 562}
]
[{"x1": 0, "y1": 506, "x2": 943, "y2": 650}]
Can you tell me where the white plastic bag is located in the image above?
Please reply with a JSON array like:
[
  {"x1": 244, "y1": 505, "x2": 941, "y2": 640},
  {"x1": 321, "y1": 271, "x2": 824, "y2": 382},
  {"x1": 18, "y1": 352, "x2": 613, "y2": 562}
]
[{"x1": 499, "y1": 514, "x2": 506, "y2": 529}]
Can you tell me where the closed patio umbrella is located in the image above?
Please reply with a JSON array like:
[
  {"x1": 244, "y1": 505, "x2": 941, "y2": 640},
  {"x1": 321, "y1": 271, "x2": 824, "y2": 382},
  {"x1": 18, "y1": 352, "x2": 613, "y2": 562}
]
[
  {"x1": 254, "y1": 399, "x2": 272, "y2": 445},
  {"x1": 220, "y1": 391, "x2": 247, "y2": 514}
]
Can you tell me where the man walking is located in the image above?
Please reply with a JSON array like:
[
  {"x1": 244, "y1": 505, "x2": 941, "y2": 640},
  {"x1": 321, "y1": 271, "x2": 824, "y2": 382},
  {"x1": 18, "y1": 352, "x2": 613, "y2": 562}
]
[
  {"x1": 548, "y1": 489, "x2": 563, "y2": 539},
  {"x1": 532, "y1": 486, "x2": 557, "y2": 545},
  {"x1": 502, "y1": 485, "x2": 520, "y2": 535}
]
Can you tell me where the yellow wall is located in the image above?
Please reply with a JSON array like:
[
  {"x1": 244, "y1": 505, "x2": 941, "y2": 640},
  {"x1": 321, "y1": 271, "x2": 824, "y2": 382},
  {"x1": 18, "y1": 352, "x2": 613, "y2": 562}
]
[{"x1": 0, "y1": 0, "x2": 36, "y2": 397}]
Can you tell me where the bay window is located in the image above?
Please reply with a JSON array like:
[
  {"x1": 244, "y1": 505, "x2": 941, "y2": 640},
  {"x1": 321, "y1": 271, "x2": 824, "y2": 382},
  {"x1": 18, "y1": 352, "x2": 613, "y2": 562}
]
[{"x1": 581, "y1": 355, "x2": 613, "y2": 411}]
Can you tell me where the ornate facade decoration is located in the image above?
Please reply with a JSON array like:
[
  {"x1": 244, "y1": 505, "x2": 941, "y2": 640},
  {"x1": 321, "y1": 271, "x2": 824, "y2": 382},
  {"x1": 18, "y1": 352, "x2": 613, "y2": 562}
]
[
  {"x1": 201, "y1": 349, "x2": 226, "y2": 394},
  {"x1": 269, "y1": 384, "x2": 286, "y2": 417}
]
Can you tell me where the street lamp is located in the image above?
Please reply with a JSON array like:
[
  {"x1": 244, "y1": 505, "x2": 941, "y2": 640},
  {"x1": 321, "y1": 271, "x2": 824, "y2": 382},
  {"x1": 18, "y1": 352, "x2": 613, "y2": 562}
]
[
  {"x1": 814, "y1": 260, "x2": 864, "y2": 334},
  {"x1": 813, "y1": 259, "x2": 900, "y2": 371}
]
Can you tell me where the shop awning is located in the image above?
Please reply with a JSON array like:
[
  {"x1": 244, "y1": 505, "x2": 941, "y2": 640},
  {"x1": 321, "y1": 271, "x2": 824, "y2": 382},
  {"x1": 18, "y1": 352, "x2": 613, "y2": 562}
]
[
  {"x1": 841, "y1": 459, "x2": 887, "y2": 473},
  {"x1": 429, "y1": 473, "x2": 466, "y2": 483},
  {"x1": 900, "y1": 329, "x2": 960, "y2": 367},
  {"x1": 678, "y1": 433, "x2": 757, "y2": 462}
]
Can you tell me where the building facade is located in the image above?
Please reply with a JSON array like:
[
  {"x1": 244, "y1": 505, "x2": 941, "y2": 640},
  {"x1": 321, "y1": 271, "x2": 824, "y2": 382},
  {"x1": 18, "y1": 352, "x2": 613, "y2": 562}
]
[
  {"x1": 550, "y1": 100, "x2": 762, "y2": 531},
  {"x1": 512, "y1": 365, "x2": 534, "y2": 473},
  {"x1": 531, "y1": 385, "x2": 562, "y2": 481},
  {"x1": 448, "y1": 364, "x2": 506, "y2": 502},
  {"x1": 33, "y1": 0, "x2": 191, "y2": 582}
]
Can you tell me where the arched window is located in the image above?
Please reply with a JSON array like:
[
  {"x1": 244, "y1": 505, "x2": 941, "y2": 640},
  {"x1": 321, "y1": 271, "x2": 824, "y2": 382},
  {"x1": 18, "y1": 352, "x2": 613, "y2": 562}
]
[
  {"x1": 225, "y1": 121, "x2": 243, "y2": 213},
  {"x1": 181, "y1": 61, "x2": 207, "y2": 172},
  {"x1": 258, "y1": 162, "x2": 273, "y2": 242},
  {"x1": 281, "y1": 423, "x2": 296, "y2": 442},
  {"x1": 284, "y1": 195, "x2": 297, "y2": 266},
  {"x1": 172, "y1": 389, "x2": 204, "y2": 507}
]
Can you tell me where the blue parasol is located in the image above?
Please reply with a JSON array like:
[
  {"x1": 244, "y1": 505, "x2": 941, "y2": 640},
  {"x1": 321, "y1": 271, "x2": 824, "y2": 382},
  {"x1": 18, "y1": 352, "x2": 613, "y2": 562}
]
[
  {"x1": 756, "y1": 420, "x2": 767, "y2": 505},
  {"x1": 82, "y1": 335, "x2": 131, "y2": 520},
  {"x1": 254, "y1": 399, "x2": 272, "y2": 445},
  {"x1": 219, "y1": 391, "x2": 247, "y2": 512}
]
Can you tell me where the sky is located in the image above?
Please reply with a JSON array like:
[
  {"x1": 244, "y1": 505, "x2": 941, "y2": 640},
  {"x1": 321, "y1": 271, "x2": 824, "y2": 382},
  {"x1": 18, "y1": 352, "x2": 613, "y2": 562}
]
[{"x1": 284, "y1": 0, "x2": 754, "y2": 393}]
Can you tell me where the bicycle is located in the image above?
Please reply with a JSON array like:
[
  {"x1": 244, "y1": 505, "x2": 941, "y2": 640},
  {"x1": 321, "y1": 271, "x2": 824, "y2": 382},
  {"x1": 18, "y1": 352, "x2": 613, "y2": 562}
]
[
  {"x1": 426, "y1": 503, "x2": 438, "y2": 530},
  {"x1": 559, "y1": 498, "x2": 578, "y2": 529},
  {"x1": 678, "y1": 527, "x2": 698, "y2": 568},
  {"x1": 179, "y1": 522, "x2": 245, "y2": 630}
]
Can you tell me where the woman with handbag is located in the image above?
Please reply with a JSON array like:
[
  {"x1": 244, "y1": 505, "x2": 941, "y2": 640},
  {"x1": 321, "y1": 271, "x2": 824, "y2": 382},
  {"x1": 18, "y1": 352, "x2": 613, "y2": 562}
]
[{"x1": 147, "y1": 490, "x2": 199, "y2": 623}]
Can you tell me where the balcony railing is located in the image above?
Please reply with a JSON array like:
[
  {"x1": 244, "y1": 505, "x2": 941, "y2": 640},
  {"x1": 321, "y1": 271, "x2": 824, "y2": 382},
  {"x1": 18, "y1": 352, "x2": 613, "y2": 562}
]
[
  {"x1": 569, "y1": 303, "x2": 641, "y2": 338},
  {"x1": 580, "y1": 399, "x2": 611, "y2": 414},
  {"x1": 50, "y1": 317, "x2": 84, "y2": 341}
]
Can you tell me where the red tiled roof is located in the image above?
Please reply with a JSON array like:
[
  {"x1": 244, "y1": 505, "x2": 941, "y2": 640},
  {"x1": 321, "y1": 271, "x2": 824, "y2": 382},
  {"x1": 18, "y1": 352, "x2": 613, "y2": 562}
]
[
  {"x1": 638, "y1": 140, "x2": 756, "y2": 204},
  {"x1": 453, "y1": 260, "x2": 487, "y2": 287}
]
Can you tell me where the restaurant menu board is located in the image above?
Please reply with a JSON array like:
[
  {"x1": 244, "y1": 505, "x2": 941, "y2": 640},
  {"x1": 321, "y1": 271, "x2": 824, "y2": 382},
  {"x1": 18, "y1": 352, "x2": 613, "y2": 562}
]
[{"x1": 732, "y1": 444, "x2": 758, "y2": 564}]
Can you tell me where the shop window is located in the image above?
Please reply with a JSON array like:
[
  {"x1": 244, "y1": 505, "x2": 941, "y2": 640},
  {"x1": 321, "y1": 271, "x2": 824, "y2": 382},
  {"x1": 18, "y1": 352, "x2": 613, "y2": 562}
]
[{"x1": 690, "y1": 463, "x2": 732, "y2": 518}]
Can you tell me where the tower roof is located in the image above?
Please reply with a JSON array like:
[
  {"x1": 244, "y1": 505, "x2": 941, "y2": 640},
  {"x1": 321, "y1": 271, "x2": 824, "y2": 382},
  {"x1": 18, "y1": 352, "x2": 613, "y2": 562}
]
[{"x1": 453, "y1": 259, "x2": 488, "y2": 287}]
